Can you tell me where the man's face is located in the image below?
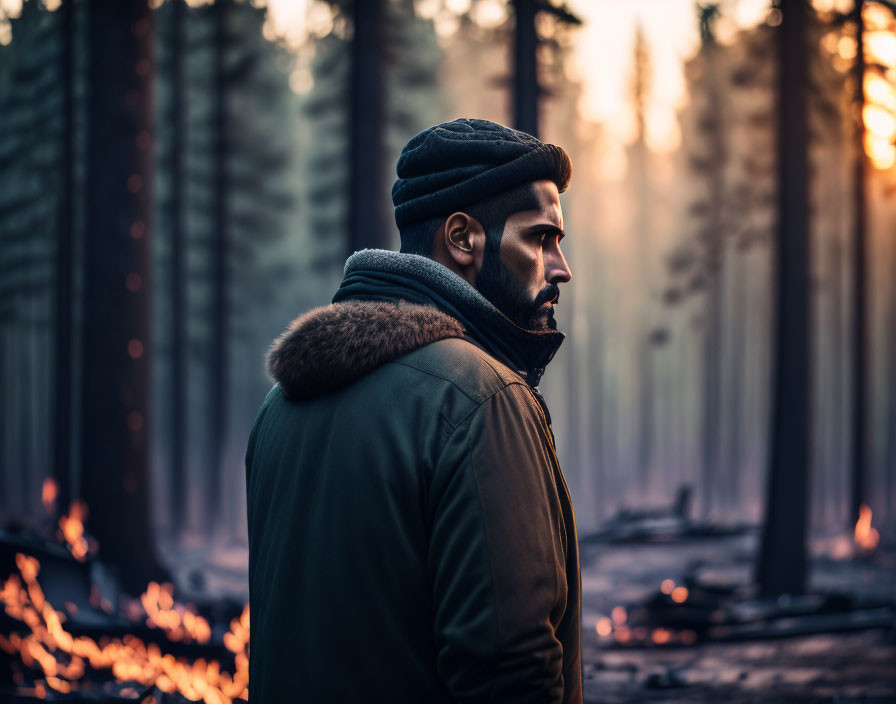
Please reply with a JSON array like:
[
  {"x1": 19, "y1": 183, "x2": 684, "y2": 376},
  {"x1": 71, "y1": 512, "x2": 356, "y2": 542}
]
[{"x1": 475, "y1": 180, "x2": 571, "y2": 331}]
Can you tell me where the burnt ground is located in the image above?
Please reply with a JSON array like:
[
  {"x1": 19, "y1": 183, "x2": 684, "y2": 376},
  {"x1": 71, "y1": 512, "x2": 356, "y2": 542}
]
[
  {"x1": 5, "y1": 522, "x2": 894, "y2": 701},
  {"x1": 170, "y1": 528, "x2": 896, "y2": 703},
  {"x1": 578, "y1": 532, "x2": 896, "y2": 703}
]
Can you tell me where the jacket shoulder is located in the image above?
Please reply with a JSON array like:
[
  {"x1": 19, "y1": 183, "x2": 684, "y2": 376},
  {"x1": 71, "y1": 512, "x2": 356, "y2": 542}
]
[{"x1": 392, "y1": 337, "x2": 525, "y2": 404}]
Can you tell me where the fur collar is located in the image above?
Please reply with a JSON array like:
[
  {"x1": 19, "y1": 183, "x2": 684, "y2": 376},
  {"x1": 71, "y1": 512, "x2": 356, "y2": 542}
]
[{"x1": 267, "y1": 300, "x2": 464, "y2": 401}]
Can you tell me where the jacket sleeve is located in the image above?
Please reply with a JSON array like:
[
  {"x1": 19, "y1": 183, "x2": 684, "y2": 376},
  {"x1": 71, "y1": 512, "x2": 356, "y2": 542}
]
[{"x1": 428, "y1": 382, "x2": 569, "y2": 703}]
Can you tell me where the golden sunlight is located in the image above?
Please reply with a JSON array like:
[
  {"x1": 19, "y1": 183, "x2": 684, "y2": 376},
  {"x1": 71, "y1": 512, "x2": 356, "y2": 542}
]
[
  {"x1": 863, "y1": 103, "x2": 896, "y2": 139},
  {"x1": 866, "y1": 30, "x2": 896, "y2": 66},
  {"x1": 865, "y1": 73, "x2": 896, "y2": 110},
  {"x1": 864, "y1": 133, "x2": 896, "y2": 168}
]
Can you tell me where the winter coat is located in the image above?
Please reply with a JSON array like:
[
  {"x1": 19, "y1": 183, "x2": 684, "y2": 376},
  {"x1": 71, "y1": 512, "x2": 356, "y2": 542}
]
[{"x1": 246, "y1": 250, "x2": 582, "y2": 703}]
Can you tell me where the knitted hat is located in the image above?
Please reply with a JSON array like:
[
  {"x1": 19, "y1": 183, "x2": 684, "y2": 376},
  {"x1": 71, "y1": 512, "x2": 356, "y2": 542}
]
[{"x1": 391, "y1": 118, "x2": 572, "y2": 228}]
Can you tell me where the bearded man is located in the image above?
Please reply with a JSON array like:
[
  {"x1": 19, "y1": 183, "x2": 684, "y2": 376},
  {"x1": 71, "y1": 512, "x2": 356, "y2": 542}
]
[{"x1": 246, "y1": 118, "x2": 581, "y2": 703}]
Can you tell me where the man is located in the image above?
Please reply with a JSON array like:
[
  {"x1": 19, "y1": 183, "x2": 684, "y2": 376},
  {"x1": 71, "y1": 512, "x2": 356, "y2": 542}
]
[{"x1": 246, "y1": 118, "x2": 581, "y2": 703}]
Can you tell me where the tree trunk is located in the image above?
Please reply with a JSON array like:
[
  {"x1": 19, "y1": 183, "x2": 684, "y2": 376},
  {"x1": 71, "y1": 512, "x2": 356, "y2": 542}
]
[
  {"x1": 726, "y1": 251, "x2": 746, "y2": 513},
  {"x1": 887, "y1": 240, "x2": 896, "y2": 523},
  {"x1": 756, "y1": 0, "x2": 811, "y2": 597},
  {"x1": 53, "y1": 0, "x2": 76, "y2": 514},
  {"x1": 208, "y1": 0, "x2": 230, "y2": 535},
  {"x1": 849, "y1": 3, "x2": 868, "y2": 528},
  {"x1": 169, "y1": 0, "x2": 187, "y2": 538},
  {"x1": 701, "y1": 41, "x2": 725, "y2": 518},
  {"x1": 829, "y1": 234, "x2": 846, "y2": 526},
  {"x1": 348, "y1": 0, "x2": 386, "y2": 255},
  {"x1": 81, "y1": 0, "x2": 167, "y2": 594},
  {"x1": 512, "y1": 0, "x2": 539, "y2": 137}
]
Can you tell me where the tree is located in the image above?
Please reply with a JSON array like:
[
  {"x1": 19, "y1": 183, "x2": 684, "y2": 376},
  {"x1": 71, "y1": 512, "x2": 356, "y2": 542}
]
[
  {"x1": 152, "y1": 0, "x2": 299, "y2": 536},
  {"x1": 510, "y1": 0, "x2": 580, "y2": 138},
  {"x1": 167, "y1": 0, "x2": 188, "y2": 537},
  {"x1": 207, "y1": 0, "x2": 231, "y2": 535},
  {"x1": 0, "y1": 0, "x2": 65, "y2": 521},
  {"x1": 348, "y1": 0, "x2": 387, "y2": 253},
  {"x1": 304, "y1": 0, "x2": 444, "y2": 267},
  {"x1": 756, "y1": 0, "x2": 812, "y2": 597},
  {"x1": 512, "y1": 0, "x2": 538, "y2": 136},
  {"x1": 849, "y1": 1, "x2": 869, "y2": 530},
  {"x1": 628, "y1": 24, "x2": 657, "y2": 489},
  {"x1": 80, "y1": 0, "x2": 168, "y2": 593},
  {"x1": 53, "y1": 0, "x2": 76, "y2": 513}
]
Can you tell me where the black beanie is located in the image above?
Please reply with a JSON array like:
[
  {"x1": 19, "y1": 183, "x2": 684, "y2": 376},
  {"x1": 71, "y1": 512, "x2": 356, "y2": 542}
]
[{"x1": 391, "y1": 118, "x2": 572, "y2": 229}]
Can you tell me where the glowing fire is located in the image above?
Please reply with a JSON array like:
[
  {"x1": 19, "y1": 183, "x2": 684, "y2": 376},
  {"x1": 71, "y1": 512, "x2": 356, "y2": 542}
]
[
  {"x1": 1, "y1": 554, "x2": 249, "y2": 703},
  {"x1": 140, "y1": 581, "x2": 212, "y2": 644},
  {"x1": 854, "y1": 503, "x2": 880, "y2": 553},
  {"x1": 57, "y1": 501, "x2": 90, "y2": 562},
  {"x1": 671, "y1": 586, "x2": 689, "y2": 604},
  {"x1": 41, "y1": 478, "x2": 57, "y2": 515},
  {"x1": 591, "y1": 579, "x2": 700, "y2": 647}
]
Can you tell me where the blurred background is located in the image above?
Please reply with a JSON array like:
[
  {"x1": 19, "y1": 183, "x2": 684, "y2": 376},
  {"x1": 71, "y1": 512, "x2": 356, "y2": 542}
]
[{"x1": 0, "y1": 0, "x2": 895, "y2": 701}]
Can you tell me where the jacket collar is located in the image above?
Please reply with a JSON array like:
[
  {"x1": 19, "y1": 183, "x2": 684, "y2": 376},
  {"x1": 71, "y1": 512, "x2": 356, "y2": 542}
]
[
  {"x1": 268, "y1": 300, "x2": 464, "y2": 400},
  {"x1": 332, "y1": 249, "x2": 564, "y2": 386}
]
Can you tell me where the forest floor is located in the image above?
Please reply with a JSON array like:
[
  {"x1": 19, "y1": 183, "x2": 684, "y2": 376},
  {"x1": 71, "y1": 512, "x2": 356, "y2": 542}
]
[
  {"x1": 166, "y1": 526, "x2": 896, "y2": 702},
  {"x1": 578, "y1": 532, "x2": 896, "y2": 703}
]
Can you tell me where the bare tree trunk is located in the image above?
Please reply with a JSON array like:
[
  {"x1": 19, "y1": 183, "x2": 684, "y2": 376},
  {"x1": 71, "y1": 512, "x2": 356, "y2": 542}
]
[
  {"x1": 0, "y1": 337, "x2": 6, "y2": 517},
  {"x1": 726, "y1": 251, "x2": 747, "y2": 513},
  {"x1": 18, "y1": 325, "x2": 33, "y2": 515},
  {"x1": 633, "y1": 138, "x2": 654, "y2": 490},
  {"x1": 701, "y1": 42, "x2": 725, "y2": 518},
  {"x1": 512, "y1": 0, "x2": 539, "y2": 137},
  {"x1": 208, "y1": 0, "x2": 230, "y2": 535},
  {"x1": 756, "y1": 0, "x2": 811, "y2": 597},
  {"x1": 81, "y1": 0, "x2": 168, "y2": 594},
  {"x1": 348, "y1": 0, "x2": 386, "y2": 254},
  {"x1": 53, "y1": 0, "x2": 76, "y2": 513},
  {"x1": 169, "y1": 0, "x2": 187, "y2": 538},
  {"x1": 849, "y1": 4, "x2": 868, "y2": 528},
  {"x1": 887, "y1": 241, "x2": 896, "y2": 524},
  {"x1": 829, "y1": 233, "x2": 847, "y2": 526}
]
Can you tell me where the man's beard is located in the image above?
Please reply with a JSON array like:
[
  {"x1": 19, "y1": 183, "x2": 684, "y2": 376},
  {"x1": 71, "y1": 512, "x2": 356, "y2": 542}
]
[{"x1": 475, "y1": 245, "x2": 560, "y2": 332}]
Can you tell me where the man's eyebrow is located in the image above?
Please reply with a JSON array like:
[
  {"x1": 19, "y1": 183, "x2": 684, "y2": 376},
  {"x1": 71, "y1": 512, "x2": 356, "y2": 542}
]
[{"x1": 525, "y1": 224, "x2": 565, "y2": 238}]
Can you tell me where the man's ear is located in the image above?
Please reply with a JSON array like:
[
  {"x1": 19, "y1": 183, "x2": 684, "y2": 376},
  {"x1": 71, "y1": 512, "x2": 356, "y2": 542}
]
[
  {"x1": 445, "y1": 212, "x2": 485, "y2": 266},
  {"x1": 431, "y1": 212, "x2": 486, "y2": 286}
]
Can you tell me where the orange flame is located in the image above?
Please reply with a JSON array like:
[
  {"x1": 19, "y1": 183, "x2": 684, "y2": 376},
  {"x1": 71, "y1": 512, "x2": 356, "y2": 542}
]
[
  {"x1": 1, "y1": 553, "x2": 250, "y2": 703},
  {"x1": 41, "y1": 479, "x2": 58, "y2": 515},
  {"x1": 610, "y1": 605, "x2": 627, "y2": 625},
  {"x1": 671, "y1": 586, "x2": 689, "y2": 604},
  {"x1": 57, "y1": 501, "x2": 90, "y2": 562},
  {"x1": 140, "y1": 582, "x2": 212, "y2": 644},
  {"x1": 854, "y1": 504, "x2": 880, "y2": 553},
  {"x1": 651, "y1": 627, "x2": 671, "y2": 645}
]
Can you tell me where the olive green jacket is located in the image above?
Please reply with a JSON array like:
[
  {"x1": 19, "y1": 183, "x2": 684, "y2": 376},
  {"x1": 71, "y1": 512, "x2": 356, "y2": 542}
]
[{"x1": 246, "y1": 251, "x2": 581, "y2": 703}]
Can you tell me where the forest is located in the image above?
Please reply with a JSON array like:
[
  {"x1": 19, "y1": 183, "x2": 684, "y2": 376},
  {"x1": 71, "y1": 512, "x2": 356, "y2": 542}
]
[{"x1": 0, "y1": 0, "x2": 895, "y2": 701}]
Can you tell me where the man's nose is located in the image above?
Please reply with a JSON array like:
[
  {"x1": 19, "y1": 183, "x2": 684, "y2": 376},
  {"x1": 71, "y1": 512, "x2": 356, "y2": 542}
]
[{"x1": 546, "y1": 246, "x2": 572, "y2": 285}]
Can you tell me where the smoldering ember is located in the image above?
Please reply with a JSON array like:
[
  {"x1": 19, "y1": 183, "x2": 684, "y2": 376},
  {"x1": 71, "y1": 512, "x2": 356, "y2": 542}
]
[{"x1": 1, "y1": 0, "x2": 896, "y2": 703}]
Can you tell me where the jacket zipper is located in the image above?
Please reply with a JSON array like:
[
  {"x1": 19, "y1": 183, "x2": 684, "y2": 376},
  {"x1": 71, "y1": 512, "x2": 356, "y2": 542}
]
[{"x1": 528, "y1": 384, "x2": 557, "y2": 450}]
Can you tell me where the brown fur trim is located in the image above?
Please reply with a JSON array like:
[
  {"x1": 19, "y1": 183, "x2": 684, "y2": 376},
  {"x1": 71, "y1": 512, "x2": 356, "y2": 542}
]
[{"x1": 267, "y1": 300, "x2": 465, "y2": 401}]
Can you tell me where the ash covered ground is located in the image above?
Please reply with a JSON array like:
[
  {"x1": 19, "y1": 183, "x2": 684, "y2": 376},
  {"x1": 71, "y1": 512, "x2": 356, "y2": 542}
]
[{"x1": 578, "y1": 532, "x2": 896, "y2": 703}]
